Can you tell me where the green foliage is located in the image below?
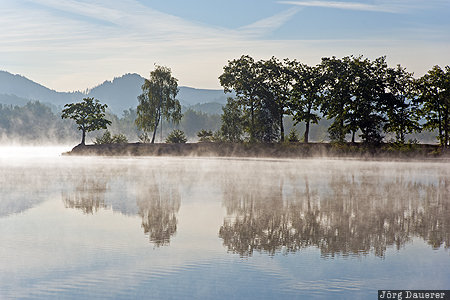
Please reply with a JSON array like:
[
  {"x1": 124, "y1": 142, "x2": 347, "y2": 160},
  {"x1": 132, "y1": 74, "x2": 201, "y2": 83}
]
[
  {"x1": 320, "y1": 56, "x2": 352, "y2": 142},
  {"x1": 61, "y1": 97, "x2": 111, "y2": 145},
  {"x1": 287, "y1": 128, "x2": 300, "y2": 143},
  {"x1": 260, "y1": 57, "x2": 293, "y2": 142},
  {"x1": 220, "y1": 97, "x2": 244, "y2": 142},
  {"x1": 417, "y1": 65, "x2": 450, "y2": 148},
  {"x1": 0, "y1": 101, "x2": 77, "y2": 143},
  {"x1": 94, "y1": 130, "x2": 113, "y2": 144},
  {"x1": 94, "y1": 130, "x2": 128, "y2": 144},
  {"x1": 180, "y1": 109, "x2": 220, "y2": 138},
  {"x1": 327, "y1": 121, "x2": 347, "y2": 144},
  {"x1": 219, "y1": 55, "x2": 264, "y2": 142},
  {"x1": 288, "y1": 62, "x2": 323, "y2": 143},
  {"x1": 136, "y1": 65, "x2": 182, "y2": 143},
  {"x1": 139, "y1": 132, "x2": 151, "y2": 143},
  {"x1": 220, "y1": 57, "x2": 285, "y2": 143},
  {"x1": 211, "y1": 130, "x2": 224, "y2": 142},
  {"x1": 197, "y1": 129, "x2": 213, "y2": 142},
  {"x1": 385, "y1": 139, "x2": 421, "y2": 154},
  {"x1": 112, "y1": 133, "x2": 128, "y2": 144},
  {"x1": 253, "y1": 103, "x2": 279, "y2": 143},
  {"x1": 109, "y1": 108, "x2": 140, "y2": 141},
  {"x1": 165, "y1": 129, "x2": 187, "y2": 143},
  {"x1": 320, "y1": 55, "x2": 388, "y2": 144},
  {"x1": 383, "y1": 65, "x2": 421, "y2": 144}
]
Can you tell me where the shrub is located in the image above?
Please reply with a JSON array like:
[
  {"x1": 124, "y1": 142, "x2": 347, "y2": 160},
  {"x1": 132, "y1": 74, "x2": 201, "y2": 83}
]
[
  {"x1": 197, "y1": 129, "x2": 213, "y2": 142},
  {"x1": 112, "y1": 133, "x2": 128, "y2": 144},
  {"x1": 139, "y1": 132, "x2": 150, "y2": 143},
  {"x1": 287, "y1": 128, "x2": 300, "y2": 143},
  {"x1": 94, "y1": 130, "x2": 113, "y2": 144},
  {"x1": 166, "y1": 129, "x2": 187, "y2": 143},
  {"x1": 94, "y1": 130, "x2": 128, "y2": 144}
]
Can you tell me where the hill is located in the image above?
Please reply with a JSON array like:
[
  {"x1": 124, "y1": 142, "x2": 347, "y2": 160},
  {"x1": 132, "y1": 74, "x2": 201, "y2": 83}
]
[
  {"x1": 0, "y1": 71, "x2": 81, "y2": 107},
  {"x1": 0, "y1": 71, "x2": 228, "y2": 115}
]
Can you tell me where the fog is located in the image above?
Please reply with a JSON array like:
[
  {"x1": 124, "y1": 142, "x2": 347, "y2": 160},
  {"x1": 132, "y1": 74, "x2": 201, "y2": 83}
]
[
  {"x1": 1, "y1": 147, "x2": 448, "y2": 252},
  {"x1": 1, "y1": 146, "x2": 449, "y2": 298}
]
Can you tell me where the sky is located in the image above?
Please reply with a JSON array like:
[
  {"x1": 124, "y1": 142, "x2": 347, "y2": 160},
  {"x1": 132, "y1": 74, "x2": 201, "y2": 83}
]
[{"x1": 1, "y1": 0, "x2": 449, "y2": 91}]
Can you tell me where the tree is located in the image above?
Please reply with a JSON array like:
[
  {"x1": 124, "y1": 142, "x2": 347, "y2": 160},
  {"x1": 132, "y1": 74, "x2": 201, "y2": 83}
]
[
  {"x1": 220, "y1": 56, "x2": 283, "y2": 143},
  {"x1": 349, "y1": 56, "x2": 387, "y2": 145},
  {"x1": 220, "y1": 97, "x2": 244, "y2": 142},
  {"x1": 219, "y1": 55, "x2": 262, "y2": 141},
  {"x1": 288, "y1": 61, "x2": 323, "y2": 143},
  {"x1": 382, "y1": 65, "x2": 421, "y2": 143},
  {"x1": 417, "y1": 65, "x2": 450, "y2": 148},
  {"x1": 136, "y1": 65, "x2": 182, "y2": 144},
  {"x1": 320, "y1": 56, "x2": 388, "y2": 144},
  {"x1": 260, "y1": 57, "x2": 293, "y2": 142},
  {"x1": 165, "y1": 129, "x2": 187, "y2": 143},
  {"x1": 61, "y1": 97, "x2": 111, "y2": 145},
  {"x1": 320, "y1": 56, "x2": 353, "y2": 143}
]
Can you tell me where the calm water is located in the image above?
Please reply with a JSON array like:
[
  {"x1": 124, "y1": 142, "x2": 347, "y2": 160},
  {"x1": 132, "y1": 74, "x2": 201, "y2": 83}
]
[{"x1": 0, "y1": 147, "x2": 449, "y2": 299}]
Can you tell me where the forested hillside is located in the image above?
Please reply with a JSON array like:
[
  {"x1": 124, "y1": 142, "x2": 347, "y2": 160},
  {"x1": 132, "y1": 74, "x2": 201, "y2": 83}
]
[
  {"x1": 0, "y1": 71, "x2": 228, "y2": 115},
  {"x1": 0, "y1": 101, "x2": 222, "y2": 144}
]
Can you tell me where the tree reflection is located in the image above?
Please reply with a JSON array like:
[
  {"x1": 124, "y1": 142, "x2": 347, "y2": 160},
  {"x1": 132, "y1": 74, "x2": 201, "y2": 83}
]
[
  {"x1": 61, "y1": 164, "x2": 183, "y2": 247},
  {"x1": 62, "y1": 176, "x2": 107, "y2": 214},
  {"x1": 219, "y1": 169, "x2": 450, "y2": 257},
  {"x1": 136, "y1": 174, "x2": 181, "y2": 246}
]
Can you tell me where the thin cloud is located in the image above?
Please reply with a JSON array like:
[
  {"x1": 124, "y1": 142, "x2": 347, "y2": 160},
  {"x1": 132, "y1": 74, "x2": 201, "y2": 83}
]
[
  {"x1": 240, "y1": 7, "x2": 301, "y2": 36},
  {"x1": 278, "y1": 1, "x2": 399, "y2": 13},
  {"x1": 0, "y1": 0, "x2": 448, "y2": 91},
  {"x1": 0, "y1": 0, "x2": 303, "y2": 90}
]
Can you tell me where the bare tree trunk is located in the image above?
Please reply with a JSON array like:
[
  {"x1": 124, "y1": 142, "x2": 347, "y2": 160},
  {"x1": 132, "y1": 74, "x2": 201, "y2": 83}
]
[
  {"x1": 304, "y1": 121, "x2": 310, "y2": 143},
  {"x1": 250, "y1": 97, "x2": 255, "y2": 142},
  {"x1": 81, "y1": 128, "x2": 86, "y2": 145},
  {"x1": 151, "y1": 110, "x2": 161, "y2": 144},
  {"x1": 151, "y1": 97, "x2": 163, "y2": 144},
  {"x1": 438, "y1": 104, "x2": 443, "y2": 147},
  {"x1": 444, "y1": 107, "x2": 449, "y2": 148},
  {"x1": 280, "y1": 113, "x2": 284, "y2": 143}
]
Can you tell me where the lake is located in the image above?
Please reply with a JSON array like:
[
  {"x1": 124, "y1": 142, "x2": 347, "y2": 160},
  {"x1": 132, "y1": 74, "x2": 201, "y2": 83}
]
[{"x1": 0, "y1": 147, "x2": 449, "y2": 299}]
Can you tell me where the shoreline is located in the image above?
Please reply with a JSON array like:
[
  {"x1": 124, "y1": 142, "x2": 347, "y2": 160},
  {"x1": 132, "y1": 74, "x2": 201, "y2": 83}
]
[{"x1": 63, "y1": 142, "x2": 450, "y2": 161}]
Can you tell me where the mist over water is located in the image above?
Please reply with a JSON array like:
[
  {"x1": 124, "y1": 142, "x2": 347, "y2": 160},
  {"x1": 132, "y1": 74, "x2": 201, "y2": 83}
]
[{"x1": 0, "y1": 148, "x2": 449, "y2": 299}]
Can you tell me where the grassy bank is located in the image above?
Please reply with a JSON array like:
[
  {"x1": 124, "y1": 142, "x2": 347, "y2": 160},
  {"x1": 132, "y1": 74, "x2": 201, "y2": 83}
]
[{"x1": 64, "y1": 142, "x2": 449, "y2": 160}]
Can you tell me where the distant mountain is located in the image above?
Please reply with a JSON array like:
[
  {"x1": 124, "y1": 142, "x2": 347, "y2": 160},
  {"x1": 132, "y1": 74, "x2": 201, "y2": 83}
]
[
  {"x1": 0, "y1": 71, "x2": 229, "y2": 115},
  {"x1": 0, "y1": 94, "x2": 31, "y2": 107},
  {"x1": 177, "y1": 86, "x2": 228, "y2": 107},
  {"x1": 87, "y1": 73, "x2": 144, "y2": 115},
  {"x1": 0, "y1": 70, "x2": 82, "y2": 107},
  {"x1": 183, "y1": 102, "x2": 224, "y2": 115},
  {"x1": 87, "y1": 73, "x2": 229, "y2": 113}
]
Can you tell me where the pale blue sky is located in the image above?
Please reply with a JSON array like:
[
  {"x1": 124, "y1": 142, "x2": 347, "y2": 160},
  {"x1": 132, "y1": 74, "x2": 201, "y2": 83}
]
[{"x1": 1, "y1": 0, "x2": 449, "y2": 91}]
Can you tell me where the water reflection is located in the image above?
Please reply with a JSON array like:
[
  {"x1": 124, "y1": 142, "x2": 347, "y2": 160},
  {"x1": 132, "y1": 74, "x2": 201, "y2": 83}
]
[
  {"x1": 60, "y1": 165, "x2": 182, "y2": 246},
  {"x1": 219, "y1": 168, "x2": 450, "y2": 257},
  {"x1": 62, "y1": 175, "x2": 108, "y2": 214},
  {"x1": 136, "y1": 175, "x2": 181, "y2": 246}
]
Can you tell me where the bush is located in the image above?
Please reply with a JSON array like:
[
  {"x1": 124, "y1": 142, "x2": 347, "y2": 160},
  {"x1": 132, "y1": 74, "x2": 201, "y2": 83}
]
[
  {"x1": 112, "y1": 133, "x2": 128, "y2": 144},
  {"x1": 287, "y1": 128, "x2": 300, "y2": 143},
  {"x1": 94, "y1": 130, "x2": 128, "y2": 144},
  {"x1": 197, "y1": 129, "x2": 213, "y2": 142},
  {"x1": 166, "y1": 129, "x2": 187, "y2": 143},
  {"x1": 139, "y1": 132, "x2": 150, "y2": 143},
  {"x1": 94, "y1": 130, "x2": 113, "y2": 144}
]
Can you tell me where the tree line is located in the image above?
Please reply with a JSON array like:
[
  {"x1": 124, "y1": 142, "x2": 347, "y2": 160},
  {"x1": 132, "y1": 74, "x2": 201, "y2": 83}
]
[
  {"x1": 218, "y1": 55, "x2": 449, "y2": 147},
  {"x1": 0, "y1": 102, "x2": 78, "y2": 143},
  {"x1": 58, "y1": 57, "x2": 448, "y2": 147}
]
